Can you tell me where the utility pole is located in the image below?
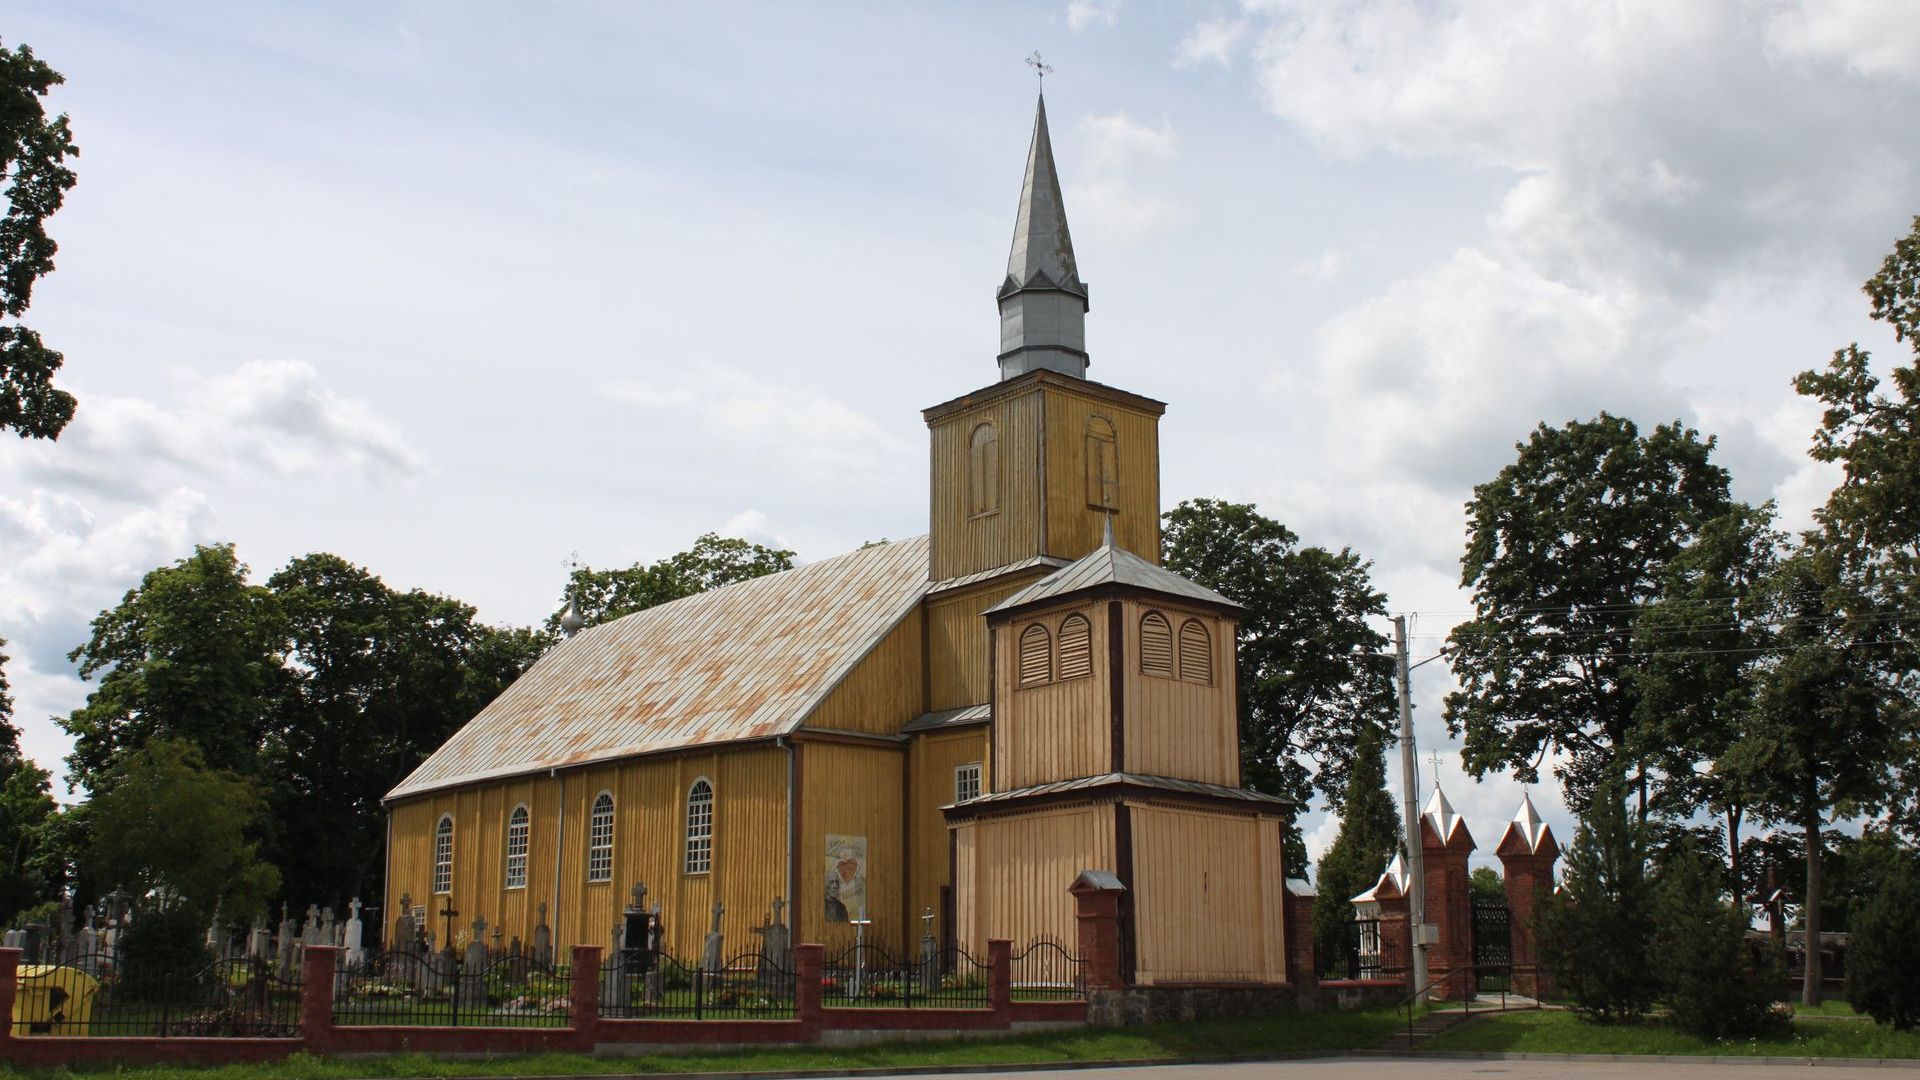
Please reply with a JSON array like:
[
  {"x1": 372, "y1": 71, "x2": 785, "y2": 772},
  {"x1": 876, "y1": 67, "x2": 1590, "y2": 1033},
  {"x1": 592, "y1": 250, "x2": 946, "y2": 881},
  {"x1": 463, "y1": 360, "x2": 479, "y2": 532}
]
[{"x1": 1393, "y1": 615, "x2": 1431, "y2": 1001}]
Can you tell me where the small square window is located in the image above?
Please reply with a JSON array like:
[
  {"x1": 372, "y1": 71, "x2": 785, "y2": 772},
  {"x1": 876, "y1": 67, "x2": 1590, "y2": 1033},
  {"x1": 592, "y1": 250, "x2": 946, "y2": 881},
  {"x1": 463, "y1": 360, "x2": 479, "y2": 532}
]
[{"x1": 954, "y1": 762, "x2": 983, "y2": 803}]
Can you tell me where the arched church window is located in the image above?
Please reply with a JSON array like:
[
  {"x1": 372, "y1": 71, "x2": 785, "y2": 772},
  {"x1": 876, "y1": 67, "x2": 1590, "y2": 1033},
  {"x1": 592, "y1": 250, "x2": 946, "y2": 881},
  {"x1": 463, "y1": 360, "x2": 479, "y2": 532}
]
[
  {"x1": 587, "y1": 791, "x2": 615, "y2": 883},
  {"x1": 504, "y1": 805, "x2": 529, "y2": 890},
  {"x1": 968, "y1": 422, "x2": 1000, "y2": 517},
  {"x1": 1018, "y1": 624, "x2": 1053, "y2": 686},
  {"x1": 1058, "y1": 613, "x2": 1092, "y2": 679},
  {"x1": 1179, "y1": 618, "x2": 1213, "y2": 684},
  {"x1": 1086, "y1": 416, "x2": 1118, "y2": 511},
  {"x1": 433, "y1": 814, "x2": 454, "y2": 895},
  {"x1": 1140, "y1": 611, "x2": 1174, "y2": 678},
  {"x1": 685, "y1": 779, "x2": 714, "y2": 875}
]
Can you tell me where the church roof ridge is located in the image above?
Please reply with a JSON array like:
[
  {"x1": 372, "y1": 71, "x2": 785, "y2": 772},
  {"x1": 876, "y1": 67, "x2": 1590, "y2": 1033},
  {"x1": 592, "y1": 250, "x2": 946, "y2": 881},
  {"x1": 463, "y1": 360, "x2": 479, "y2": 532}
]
[
  {"x1": 984, "y1": 534, "x2": 1240, "y2": 616},
  {"x1": 387, "y1": 535, "x2": 932, "y2": 801}
]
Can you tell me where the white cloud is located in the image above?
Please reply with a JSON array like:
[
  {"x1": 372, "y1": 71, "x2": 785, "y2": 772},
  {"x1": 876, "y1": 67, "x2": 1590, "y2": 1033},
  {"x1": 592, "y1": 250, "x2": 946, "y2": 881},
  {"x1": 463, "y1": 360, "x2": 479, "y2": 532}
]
[
  {"x1": 1766, "y1": 0, "x2": 1920, "y2": 82},
  {"x1": 719, "y1": 509, "x2": 792, "y2": 553},
  {"x1": 1176, "y1": 17, "x2": 1248, "y2": 68},
  {"x1": 1080, "y1": 111, "x2": 1176, "y2": 170},
  {"x1": 1065, "y1": 0, "x2": 1121, "y2": 33},
  {"x1": 1293, "y1": 247, "x2": 1348, "y2": 281},
  {"x1": 1068, "y1": 112, "x2": 1181, "y2": 242}
]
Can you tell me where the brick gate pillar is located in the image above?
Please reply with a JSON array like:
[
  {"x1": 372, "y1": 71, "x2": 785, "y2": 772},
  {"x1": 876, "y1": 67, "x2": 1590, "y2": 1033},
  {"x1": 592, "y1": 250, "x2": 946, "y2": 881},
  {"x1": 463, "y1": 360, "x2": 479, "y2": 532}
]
[
  {"x1": 1419, "y1": 788, "x2": 1477, "y2": 1000},
  {"x1": 1069, "y1": 870, "x2": 1128, "y2": 991},
  {"x1": 1496, "y1": 793, "x2": 1560, "y2": 1000},
  {"x1": 1282, "y1": 879, "x2": 1318, "y2": 988}
]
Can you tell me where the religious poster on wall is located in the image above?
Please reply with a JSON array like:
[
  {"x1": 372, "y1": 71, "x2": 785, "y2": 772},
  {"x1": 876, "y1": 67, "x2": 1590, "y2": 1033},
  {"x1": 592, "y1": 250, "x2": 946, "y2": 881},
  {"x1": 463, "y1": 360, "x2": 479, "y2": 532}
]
[{"x1": 825, "y1": 834, "x2": 868, "y2": 922}]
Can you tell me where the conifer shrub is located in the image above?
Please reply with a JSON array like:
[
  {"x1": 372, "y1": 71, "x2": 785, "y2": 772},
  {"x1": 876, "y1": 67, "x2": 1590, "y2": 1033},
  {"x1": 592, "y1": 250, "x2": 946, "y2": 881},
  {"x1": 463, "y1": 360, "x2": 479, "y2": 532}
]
[
  {"x1": 1534, "y1": 779, "x2": 1655, "y2": 1023},
  {"x1": 1652, "y1": 844, "x2": 1785, "y2": 1038},
  {"x1": 1846, "y1": 847, "x2": 1920, "y2": 1030}
]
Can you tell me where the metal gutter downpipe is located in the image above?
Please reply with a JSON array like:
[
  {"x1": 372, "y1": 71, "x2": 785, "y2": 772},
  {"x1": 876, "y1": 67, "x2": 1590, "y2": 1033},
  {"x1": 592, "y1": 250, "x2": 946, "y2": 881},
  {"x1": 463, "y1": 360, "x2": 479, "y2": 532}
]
[
  {"x1": 779, "y1": 736, "x2": 796, "y2": 919},
  {"x1": 550, "y1": 768, "x2": 565, "y2": 946}
]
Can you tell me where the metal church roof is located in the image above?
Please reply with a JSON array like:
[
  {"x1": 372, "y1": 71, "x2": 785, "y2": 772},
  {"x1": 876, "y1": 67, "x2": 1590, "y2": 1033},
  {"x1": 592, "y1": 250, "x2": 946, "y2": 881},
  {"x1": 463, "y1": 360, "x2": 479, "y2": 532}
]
[
  {"x1": 387, "y1": 535, "x2": 932, "y2": 801},
  {"x1": 1000, "y1": 93, "x2": 1084, "y2": 304},
  {"x1": 985, "y1": 532, "x2": 1240, "y2": 616}
]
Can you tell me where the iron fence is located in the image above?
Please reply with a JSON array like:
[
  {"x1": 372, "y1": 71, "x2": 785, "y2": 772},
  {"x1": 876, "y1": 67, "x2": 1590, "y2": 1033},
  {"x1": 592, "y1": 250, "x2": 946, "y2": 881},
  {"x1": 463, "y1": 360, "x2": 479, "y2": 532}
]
[
  {"x1": 1321, "y1": 918, "x2": 1409, "y2": 981},
  {"x1": 1008, "y1": 939, "x2": 1086, "y2": 1001},
  {"x1": 598, "y1": 949, "x2": 796, "y2": 1020},
  {"x1": 1470, "y1": 902, "x2": 1512, "y2": 996},
  {"x1": 821, "y1": 942, "x2": 990, "y2": 1009},
  {"x1": 331, "y1": 949, "x2": 570, "y2": 1027},
  {"x1": 12, "y1": 953, "x2": 302, "y2": 1038}
]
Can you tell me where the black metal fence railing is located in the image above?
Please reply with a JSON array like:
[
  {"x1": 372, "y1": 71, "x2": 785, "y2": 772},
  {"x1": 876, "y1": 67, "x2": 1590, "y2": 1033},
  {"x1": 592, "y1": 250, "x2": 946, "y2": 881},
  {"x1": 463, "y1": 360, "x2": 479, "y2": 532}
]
[
  {"x1": 1008, "y1": 939, "x2": 1086, "y2": 1001},
  {"x1": 331, "y1": 950, "x2": 570, "y2": 1028},
  {"x1": 821, "y1": 943, "x2": 990, "y2": 1009},
  {"x1": 12, "y1": 954, "x2": 303, "y2": 1038},
  {"x1": 1320, "y1": 918, "x2": 1410, "y2": 982},
  {"x1": 597, "y1": 949, "x2": 796, "y2": 1020}
]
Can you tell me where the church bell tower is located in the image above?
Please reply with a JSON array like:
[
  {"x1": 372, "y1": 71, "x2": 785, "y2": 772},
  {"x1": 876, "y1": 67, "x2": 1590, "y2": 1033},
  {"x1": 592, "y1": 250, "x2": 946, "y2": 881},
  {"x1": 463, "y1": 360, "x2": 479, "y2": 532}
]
[{"x1": 923, "y1": 93, "x2": 1165, "y2": 582}]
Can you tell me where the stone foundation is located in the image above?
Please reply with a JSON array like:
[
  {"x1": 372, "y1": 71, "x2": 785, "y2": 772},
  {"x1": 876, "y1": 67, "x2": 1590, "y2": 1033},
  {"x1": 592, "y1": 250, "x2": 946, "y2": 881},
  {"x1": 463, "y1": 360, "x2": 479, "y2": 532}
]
[{"x1": 1086, "y1": 980, "x2": 1403, "y2": 1026}]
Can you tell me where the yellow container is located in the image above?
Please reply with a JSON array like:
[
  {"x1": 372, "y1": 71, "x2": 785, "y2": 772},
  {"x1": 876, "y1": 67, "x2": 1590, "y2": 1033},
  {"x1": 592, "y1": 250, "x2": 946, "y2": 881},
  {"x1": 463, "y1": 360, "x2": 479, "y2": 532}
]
[{"x1": 12, "y1": 965, "x2": 100, "y2": 1036}]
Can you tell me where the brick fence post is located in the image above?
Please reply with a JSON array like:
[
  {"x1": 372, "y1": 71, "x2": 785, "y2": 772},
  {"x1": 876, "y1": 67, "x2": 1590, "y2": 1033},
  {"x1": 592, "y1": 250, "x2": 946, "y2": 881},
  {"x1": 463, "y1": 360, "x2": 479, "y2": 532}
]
[
  {"x1": 1069, "y1": 871, "x2": 1126, "y2": 990},
  {"x1": 0, "y1": 946, "x2": 19, "y2": 1049},
  {"x1": 1421, "y1": 814, "x2": 1477, "y2": 1000},
  {"x1": 1282, "y1": 882, "x2": 1318, "y2": 988},
  {"x1": 794, "y1": 943, "x2": 823, "y2": 1038},
  {"x1": 1497, "y1": 798, "x2": 1560, "y2": 1001},
  {"x1": 987, "y1": 938, "x2": 1012, "y2": 1023},
  {"x1": 299, "y1": 945, "x2": 340, "y2": 1055},
  {"x1": 1376, "y1": 891, "x2": 1412, "y2": 983},
  {"x1": 569, "y1": 944, "x2": 602, "y2": 1052}
]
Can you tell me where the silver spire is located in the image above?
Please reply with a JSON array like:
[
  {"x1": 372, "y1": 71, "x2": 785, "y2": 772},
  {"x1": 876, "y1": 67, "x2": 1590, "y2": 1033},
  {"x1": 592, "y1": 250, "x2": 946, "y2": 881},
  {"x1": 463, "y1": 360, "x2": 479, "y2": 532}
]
[{"x1": 997, "y1": 92, "x2": 1089, "y2": 381}]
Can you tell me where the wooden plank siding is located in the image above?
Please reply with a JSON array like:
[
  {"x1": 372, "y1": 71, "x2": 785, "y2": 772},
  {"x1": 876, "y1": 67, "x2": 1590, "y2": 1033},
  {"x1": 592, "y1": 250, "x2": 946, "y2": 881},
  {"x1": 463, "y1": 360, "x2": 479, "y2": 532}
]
[
  {"x1": 1120, "y1": 599, "x2": 1240, "y2": 787},
  {"x1": 1127, "y1": 804, "x2": 1287, "y2": 984},
  {"x1": 993, "y1": 602, "x2": 1112, "y2": 790},
  {"x1": 906, "y1": 727, "x2": 990, "y2": 938},
  {"x1": 950, "y1": 804, "x2": 1115, "y2": 956},
  {"x1": 797, "y1": 741, "x2": 906, "y2": 955},
  {"x1": 384, "y1": 745, "x2": 789, "y2": 963},
  {"x1": 928, "y1": 387, "x2": 1045, "y2": 580},
  {"x1": 1041, "y1": 386, "x2": 1161, "y2": 565},
  {"x1": 924, "y1": 576, "x2": 1042, "y2": 711},
  {"x1": 806, "y1": 609, "x2": 926, "y2": 735}
]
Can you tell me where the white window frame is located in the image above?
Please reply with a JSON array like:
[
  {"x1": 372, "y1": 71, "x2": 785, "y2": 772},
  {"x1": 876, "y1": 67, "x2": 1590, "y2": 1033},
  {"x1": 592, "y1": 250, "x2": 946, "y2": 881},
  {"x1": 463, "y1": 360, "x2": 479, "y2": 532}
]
[
  {"x1": 954, "y1": 761, "x2": 983, "y2": 804},
  {"x1": 587, "y1": 791, "x2": 615, "y2": 883},
  {"x1": 684, "y1": 778, "x2": 714, "y2": 875},
  {"x1": 504, "y1": 805, "x2": 529, "y2": 890},
  {"x1": 432, "y1": 814, "x2": 454, "y2": 896}
]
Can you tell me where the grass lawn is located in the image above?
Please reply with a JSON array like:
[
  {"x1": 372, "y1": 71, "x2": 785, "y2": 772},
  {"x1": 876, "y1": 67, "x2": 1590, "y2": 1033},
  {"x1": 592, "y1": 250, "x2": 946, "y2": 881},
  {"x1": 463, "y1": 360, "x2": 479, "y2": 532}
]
[
  {"x1": 1422, "y1": 1008, "x2": 1920, "y2": 1058},
  {"x1": 0, "y1": 1009, "x2": 1407, "y2": 1080}
]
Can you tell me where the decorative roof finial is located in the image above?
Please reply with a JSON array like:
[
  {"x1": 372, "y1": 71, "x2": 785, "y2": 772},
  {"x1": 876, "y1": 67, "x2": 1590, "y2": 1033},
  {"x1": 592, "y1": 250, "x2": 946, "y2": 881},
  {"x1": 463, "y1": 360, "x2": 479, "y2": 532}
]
[
  {"x1": 1025, "y1": 50, "x2": 1053, "y2": 94},
  {"x1": 559, "y1": 550, "x2": 586, "y2": 639}
]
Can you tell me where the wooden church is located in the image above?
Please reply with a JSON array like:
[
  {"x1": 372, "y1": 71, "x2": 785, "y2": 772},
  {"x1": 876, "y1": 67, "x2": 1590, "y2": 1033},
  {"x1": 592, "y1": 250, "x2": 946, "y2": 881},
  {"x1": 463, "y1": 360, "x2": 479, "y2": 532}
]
[{"x1": 384, "y1": 94, "x2": 1297, "y2": 986}]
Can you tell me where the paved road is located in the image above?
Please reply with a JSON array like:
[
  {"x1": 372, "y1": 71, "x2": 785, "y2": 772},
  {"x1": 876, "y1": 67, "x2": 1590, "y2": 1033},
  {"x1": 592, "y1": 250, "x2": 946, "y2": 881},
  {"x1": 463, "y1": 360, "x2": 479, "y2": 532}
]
[{"x1": 879, "y1": 1059, "x2": 1920, "y2": 1080}]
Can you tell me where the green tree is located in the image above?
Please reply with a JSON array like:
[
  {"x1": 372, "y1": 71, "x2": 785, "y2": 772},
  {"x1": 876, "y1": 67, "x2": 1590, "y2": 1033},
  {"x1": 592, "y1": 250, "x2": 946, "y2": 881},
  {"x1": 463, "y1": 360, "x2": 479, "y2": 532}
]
[
  {"x1": 1722, "y1": 551, "x2": 1907, "y2": 1006},
  {"x1": 1630, "y1": 502, "x2": 1785, "y2": 890},
  {"x1": 1468, "y1": 865, "x2": 1506, "y2": 906},
  {"x1": 552, "y1": 532, "x2": 796, "y2": 631},
  {"x1": 1161, "y1": 498, "x2": 1395, "y2": 816},
  {"x1": 1846, "y1": 842, "x2": 1920, "y2": 1030},
  {"x1": 0, "y1": 638, "x2": 58, "y2": 922},
  {"x1": 1309, "y1": 722, "x2": 1401, "y2": 975},
  {"x1": 1652, "y1": 840, "x2": 1784, "y2": 1038},
  {"x1": 1534, "y1": 774, "x2": 1656, "y2": 1023},
  {"x1": 264, "y1": 553, "x2": 548, "y2": 909},
  {"x1": 0, "y1": 40, "x2": 79, "y2": 440},
  {"x1": 1445, "y1": 414, "x2": 1734, "y2": 815},
  {"x1": 61, "y1": 544, "x2": 288, "y2": 791},
  {"x1": 85, "y1": 738, "x2": 279, "y2": 926}
]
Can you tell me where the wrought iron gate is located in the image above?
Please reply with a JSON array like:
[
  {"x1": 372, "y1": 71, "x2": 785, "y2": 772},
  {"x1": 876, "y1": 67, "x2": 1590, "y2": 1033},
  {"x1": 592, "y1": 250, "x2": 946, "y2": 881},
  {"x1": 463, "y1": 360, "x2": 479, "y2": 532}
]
[{"x1": 1469, "y1": 902, "x2": 1512, "y2": 995}]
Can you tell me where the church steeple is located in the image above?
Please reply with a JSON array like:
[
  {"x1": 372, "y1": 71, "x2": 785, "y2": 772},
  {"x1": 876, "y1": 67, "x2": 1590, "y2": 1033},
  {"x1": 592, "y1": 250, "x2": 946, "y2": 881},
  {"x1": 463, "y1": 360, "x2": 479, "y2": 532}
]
[{"x1": 997, "y1": 93, "x2": 1089, "y2": 381}]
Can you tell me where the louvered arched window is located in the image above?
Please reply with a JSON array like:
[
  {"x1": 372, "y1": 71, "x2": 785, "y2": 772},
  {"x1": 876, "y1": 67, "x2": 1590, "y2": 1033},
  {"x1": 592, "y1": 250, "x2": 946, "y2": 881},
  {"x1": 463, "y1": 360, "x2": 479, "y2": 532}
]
[
  {"x1": 968, "y1": 422, "x2": 1000, "y2": 517},
  {"x1": 1058, "y1": 614, "x2": 1092, "y2": 679},
  {"x1": 1140, "y1": 611, "x2": 1174, "y2": 678},
  {"x1": 1086, "y1": 416, "x2": 1117, "y2": 510},
  {"x1": 1179, "y1": 618, "x2": 1213, "y2": 684},
  {"x1": 432, "y1": 814, "x2": 454, "y2": 895},
  {"x1": 1018, "y1": 624, "x2": 1053, "y2": 686},
  {"x1": 587, "y1": 791, "x2": 615, "y2": 882},
  {"x1": 685, "y1": 779, "x2": 714, "y2": 874},
  {"x1": 504, "y1": 805, "x2": 529, "y2": 890}
]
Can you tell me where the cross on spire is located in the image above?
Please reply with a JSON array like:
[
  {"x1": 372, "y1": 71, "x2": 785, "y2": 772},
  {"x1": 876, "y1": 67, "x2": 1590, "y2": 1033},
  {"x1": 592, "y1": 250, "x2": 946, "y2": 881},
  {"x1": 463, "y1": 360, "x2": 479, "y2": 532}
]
[
  {"x1": 1025, "y1": 50, "x2": 1053, "y2": 92},
  {"x1": 1427, "y1": 750, "x2": 1442, "y2": 788}
]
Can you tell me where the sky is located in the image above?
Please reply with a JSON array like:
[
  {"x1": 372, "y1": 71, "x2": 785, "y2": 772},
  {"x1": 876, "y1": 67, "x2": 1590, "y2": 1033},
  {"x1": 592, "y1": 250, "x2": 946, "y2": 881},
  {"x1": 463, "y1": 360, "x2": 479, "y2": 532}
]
[{"x1": 2, "y1": 0, "x2": 1917, "y2": 874}]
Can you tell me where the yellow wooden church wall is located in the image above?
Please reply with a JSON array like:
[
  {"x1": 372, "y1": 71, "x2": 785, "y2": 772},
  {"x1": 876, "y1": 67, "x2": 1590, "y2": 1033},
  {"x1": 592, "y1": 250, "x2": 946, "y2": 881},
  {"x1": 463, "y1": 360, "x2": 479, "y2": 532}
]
[
  {"x1": 925, "y1": 573, "x2": 1049, "y2": 711},
  {"x1": 906, "y1": 727, "x2": 990, "y2": 939},
  {"x1": 928, "y1": 388, "x2": 1045, "y2": 580},
  {"x1": 993, "y1": 602, "x2": 1112, "y2": 790},
  {"x1": 951, "y1": 804, "x2": 1114, "y2": 956},
  {"x1": 806, "y1": 609, "x2": 926, "y2": 735},
  {"x1": 385, "y1": 745, "x2": 787, "y2": 962},
  {"x1": 1120, "y1": 599, "x2": 1240, "y2": 787},
  {"x1": 798, "y1": 741, "x2": 906, "y2": 954},
  {"x1": 1128, "y1": 804, "x2": 1287, "y2": 984},
  {"x1": 1041, "y1": 387, "x2": 1161, "y2": 564}
]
